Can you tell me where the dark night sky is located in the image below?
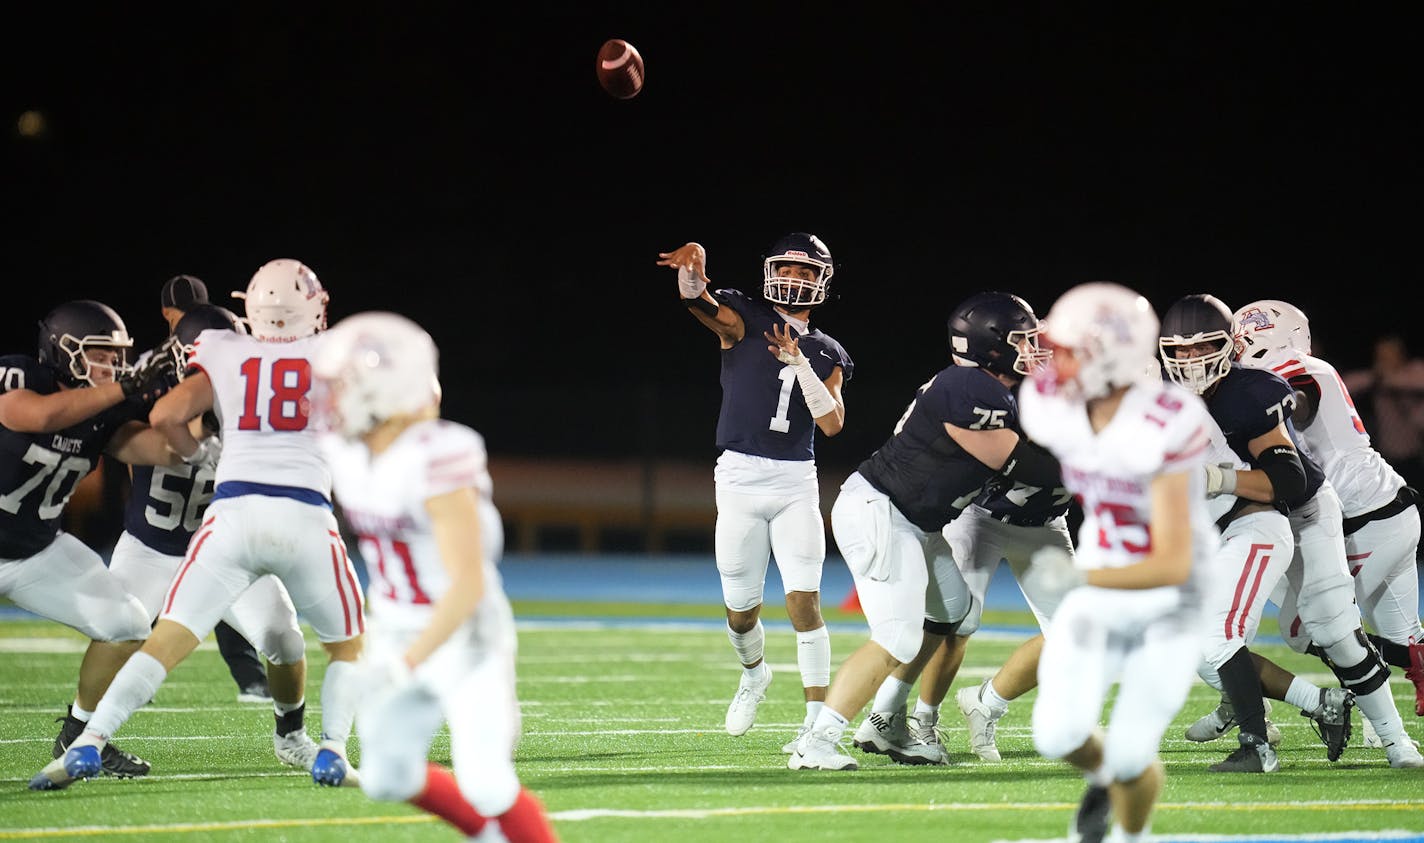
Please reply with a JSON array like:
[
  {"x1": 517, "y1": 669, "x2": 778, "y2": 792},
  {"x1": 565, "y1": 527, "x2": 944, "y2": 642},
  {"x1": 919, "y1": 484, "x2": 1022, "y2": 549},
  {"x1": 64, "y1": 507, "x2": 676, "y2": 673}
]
[{"x1": 4, "y1": 5, "x2": 1419, "y2": 465}]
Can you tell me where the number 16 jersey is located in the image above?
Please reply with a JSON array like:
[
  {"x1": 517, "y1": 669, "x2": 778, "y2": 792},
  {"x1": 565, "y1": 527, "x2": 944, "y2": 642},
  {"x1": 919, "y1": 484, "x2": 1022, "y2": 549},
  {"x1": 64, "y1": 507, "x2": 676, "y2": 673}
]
[{"x1": 187, "y1": 330, "x2": 331, "y2": 497}]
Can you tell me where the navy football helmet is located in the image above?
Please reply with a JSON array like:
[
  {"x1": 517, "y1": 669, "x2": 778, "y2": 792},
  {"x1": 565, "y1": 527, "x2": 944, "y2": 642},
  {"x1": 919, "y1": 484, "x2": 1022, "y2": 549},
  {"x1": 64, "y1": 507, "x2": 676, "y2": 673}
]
[
  {"x1": 37, "y1": 300, "x2": 134, "y2": 387},
  {"x1": 763, "y1": 232, "x2": 834, "y2": 308},
  {"x1": 948, "y1": 292, "x2": 1049, "y2": 378},
  {"x1": 172, "y1": 304, "x2": 246, "y2": 376},
  {"x1": 1159, "y1": 293, "x2": 1234, "y2": 394}
]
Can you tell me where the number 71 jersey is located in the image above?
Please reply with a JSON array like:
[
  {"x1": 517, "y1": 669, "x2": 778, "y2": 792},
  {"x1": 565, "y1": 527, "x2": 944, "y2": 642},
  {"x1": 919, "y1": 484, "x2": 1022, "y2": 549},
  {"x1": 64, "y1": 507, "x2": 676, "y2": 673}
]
[{"x1": 187, "y1": 330, "x2": 331, "y2": 496}]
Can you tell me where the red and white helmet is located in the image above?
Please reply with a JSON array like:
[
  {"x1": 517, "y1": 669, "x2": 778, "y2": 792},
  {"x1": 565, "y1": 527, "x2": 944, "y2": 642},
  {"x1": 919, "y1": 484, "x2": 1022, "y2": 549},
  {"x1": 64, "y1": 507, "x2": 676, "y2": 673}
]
[
  {"x1": 1038, "y1": 282, "x2": 1159, "y2": 401},
  {"x1": 311, "y1": 312, "x2": 441, "y2": 439},
  {"x1": 233, "y1": 259, "x2": 328, "y2": 341},
  {"x1": 1233, "y1": 299, "x2": 1311, "y2": 369}
]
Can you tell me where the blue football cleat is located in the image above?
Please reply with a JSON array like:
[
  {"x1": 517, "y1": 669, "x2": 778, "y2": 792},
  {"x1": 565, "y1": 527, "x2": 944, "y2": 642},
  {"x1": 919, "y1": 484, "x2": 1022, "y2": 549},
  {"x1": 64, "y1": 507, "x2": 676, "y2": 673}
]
[
  {"x1": 28, "y1": 745, "x2": 102, "y2": 791},
  {"x1": 311, "y1": 748, "x2": 348, "y2": 787}
]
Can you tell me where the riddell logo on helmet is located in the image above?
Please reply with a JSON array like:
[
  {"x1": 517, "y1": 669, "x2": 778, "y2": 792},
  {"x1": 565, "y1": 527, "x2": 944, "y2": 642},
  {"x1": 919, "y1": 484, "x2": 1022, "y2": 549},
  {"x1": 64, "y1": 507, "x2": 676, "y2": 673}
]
[{"x1": 782, "y1": 250, "x2": 809, "y2": 259}]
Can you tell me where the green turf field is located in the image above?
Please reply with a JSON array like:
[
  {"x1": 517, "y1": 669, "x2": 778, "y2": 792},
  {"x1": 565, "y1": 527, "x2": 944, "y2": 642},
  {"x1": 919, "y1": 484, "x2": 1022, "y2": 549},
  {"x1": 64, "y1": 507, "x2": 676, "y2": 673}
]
[{"x1": 1, "y1": 603, "x2": 1421, "y2": 842}]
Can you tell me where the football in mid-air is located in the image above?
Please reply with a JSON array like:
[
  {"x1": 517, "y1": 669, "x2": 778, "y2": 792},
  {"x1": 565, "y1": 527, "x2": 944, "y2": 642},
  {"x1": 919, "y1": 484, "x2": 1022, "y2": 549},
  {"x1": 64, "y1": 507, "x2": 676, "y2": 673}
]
[{"x1": 596, "y1": 39, "x2": 644, "y2": 100}]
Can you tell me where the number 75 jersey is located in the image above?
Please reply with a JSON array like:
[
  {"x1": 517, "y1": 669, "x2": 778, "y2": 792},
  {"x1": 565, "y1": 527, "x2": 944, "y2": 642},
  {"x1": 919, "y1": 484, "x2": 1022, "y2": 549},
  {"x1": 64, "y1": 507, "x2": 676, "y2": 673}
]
[{"x1": 187, "y1": 330, "x2": 331, "y2": 496}]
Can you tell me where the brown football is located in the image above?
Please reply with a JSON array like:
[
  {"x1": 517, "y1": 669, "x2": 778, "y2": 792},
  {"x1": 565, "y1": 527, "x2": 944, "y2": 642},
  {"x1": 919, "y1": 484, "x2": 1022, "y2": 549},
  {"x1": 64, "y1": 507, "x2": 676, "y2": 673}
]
[{"x1": 596, "y1": 39, "x2": 644, "y2": 100}]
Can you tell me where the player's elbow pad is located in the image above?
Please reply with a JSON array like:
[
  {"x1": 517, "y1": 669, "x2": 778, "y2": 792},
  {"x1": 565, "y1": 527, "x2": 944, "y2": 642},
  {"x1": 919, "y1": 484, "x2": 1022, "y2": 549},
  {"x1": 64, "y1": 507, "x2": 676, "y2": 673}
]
[
  {"x1": 1258, "y1": 445, "x2": 1309, "y2": 509},
  {"x1": 999, "y1": 438, "x2": 1062, "y2": 488}
]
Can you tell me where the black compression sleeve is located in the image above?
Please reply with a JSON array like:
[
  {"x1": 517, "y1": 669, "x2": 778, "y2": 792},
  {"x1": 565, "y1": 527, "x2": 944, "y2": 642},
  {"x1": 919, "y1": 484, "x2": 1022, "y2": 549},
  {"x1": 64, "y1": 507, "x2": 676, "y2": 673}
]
[
  {"x1": 1257, "y1": 444, "x2": 1309, "y2": 509},
  {"x1": 682, "y1": 296, "x2": 719, "y2": 317},
  {"x1": 999, "y1": 437, "x2": 1062, "y2": 488}
]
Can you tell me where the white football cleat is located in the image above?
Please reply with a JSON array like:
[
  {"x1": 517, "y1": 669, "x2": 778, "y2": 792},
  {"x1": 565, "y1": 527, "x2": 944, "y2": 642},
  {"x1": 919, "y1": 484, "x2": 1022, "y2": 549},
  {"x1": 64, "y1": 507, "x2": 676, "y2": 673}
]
[
  {"x1": 956, "y1": 684, "x2": 1002, "y2": 762},
  {"x1": 781, "y1": 724, "x2": 811, "y2": 754},
  {"x1": 724, "y1": 664, "x2": 772, "y2": 737},
  {"x1": 851, "y1": 710, "x2": 910, "y2": 756},
  {"x1": 274, "y1": 728, "x2": 320, "y2": 769},
  {"x1": 1386, "y1": 737, "x2": 1424, "y2": 769},
  {"x1": 787, "y1": 725, "x2": 858, "y2": 771},
  {"x1": 1185, "y1": 696, "x2": 1281, "y2": 747}
]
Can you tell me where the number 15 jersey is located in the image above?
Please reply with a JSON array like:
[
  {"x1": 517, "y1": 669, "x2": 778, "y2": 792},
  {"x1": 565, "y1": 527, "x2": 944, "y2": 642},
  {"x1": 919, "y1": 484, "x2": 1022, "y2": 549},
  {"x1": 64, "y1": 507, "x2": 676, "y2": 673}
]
[{"x1": 187, "y1": 330, "x2": 331, "y2": 497}]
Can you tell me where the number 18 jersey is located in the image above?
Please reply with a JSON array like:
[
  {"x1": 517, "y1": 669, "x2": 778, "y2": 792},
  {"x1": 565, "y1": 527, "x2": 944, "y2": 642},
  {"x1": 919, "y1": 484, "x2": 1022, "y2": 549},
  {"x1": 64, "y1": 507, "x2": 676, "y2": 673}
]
[{"x1": 187, "y1": 330, "x2": 331, "y2": 496}]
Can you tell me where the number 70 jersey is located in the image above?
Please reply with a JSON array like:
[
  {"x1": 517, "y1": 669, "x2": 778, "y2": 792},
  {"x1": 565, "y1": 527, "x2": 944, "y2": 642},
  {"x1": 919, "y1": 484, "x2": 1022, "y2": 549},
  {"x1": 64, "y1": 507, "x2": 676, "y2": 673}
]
[{"x1": 187, "y1": 330, "x2": 332, "y2": 496}]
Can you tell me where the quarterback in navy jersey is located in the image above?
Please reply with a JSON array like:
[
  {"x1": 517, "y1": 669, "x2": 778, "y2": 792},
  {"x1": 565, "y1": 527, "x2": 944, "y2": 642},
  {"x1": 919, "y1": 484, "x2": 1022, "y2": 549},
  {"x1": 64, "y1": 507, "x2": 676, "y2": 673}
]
[
  {"x1": 1162, "y1": 294, "x2": 1421, "y2": 769},
  {"x1": 1, "y1": 300, "x2": 178, "y2": 783},
  {"x1": 789, "y1": 291, "x2": 1063, "y2": 771},
  {"x1": 658, "y1": 233, "x2": 850, "y2": 750}
]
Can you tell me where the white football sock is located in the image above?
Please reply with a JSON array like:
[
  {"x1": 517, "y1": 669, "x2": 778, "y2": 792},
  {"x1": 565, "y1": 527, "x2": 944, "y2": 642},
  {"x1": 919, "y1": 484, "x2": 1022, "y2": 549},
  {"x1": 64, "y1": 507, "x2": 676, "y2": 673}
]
[
  {"x1": 319, "y1": 659, "x2": 360, "y2": 746},
  {"x1": 913, "y1": 698, "x2": 940, "y2": 719},
  {"x1": 796, "y1": 625, "x2": 830, "y2": 689},
  {"x1": 804, "y1": 700, "x2": 824, "y2": 726},
  {"x1": 85, "y1": 651, "x2": 167, "y2": 742},
  {"x1": 1285, "y1": 676, "x2": 1322, "y2": 712},
  {"x1": 1355, "y1": 686, "x2": 1408, "y2": 745},
  {"x1": 69, "y1": 702, "x2": 93, "y2": 722},
  {"x1": 810, "y1": 706, "x2": 849, "y2": 743},
  {"x1": 981, "y1": 678, "x2": 1011, "y2": 718},
  {"x1": 727, "y1": 620, "x2": 765, "y2": 668},
  {"x1": 872, "y1": 676, "x2": 913, "y2": 714}
]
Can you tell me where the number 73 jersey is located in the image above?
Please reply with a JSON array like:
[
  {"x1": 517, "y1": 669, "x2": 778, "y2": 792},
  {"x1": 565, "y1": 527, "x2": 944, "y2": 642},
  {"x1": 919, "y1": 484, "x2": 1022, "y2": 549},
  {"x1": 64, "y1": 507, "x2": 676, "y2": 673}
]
[{"x1": 187, "y1": 330, "x2": 331, "y2": 496}]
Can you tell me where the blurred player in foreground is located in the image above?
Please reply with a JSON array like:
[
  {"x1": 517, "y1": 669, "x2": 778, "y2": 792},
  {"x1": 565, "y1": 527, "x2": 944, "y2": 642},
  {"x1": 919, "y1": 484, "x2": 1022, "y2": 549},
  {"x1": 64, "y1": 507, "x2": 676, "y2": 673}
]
[
  {"x1": 1021, "y1": 282, "x2": 1219, "y2": 843},
  {"x1": 315, "y1": 312, "x2": 557, "y2": 842}
]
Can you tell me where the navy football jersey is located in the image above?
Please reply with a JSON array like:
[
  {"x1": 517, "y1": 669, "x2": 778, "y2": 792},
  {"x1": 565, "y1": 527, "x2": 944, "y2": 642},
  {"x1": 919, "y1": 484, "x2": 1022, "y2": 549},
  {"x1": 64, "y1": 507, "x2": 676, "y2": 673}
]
[
  {"x1": 859, "y1": 365, "x2": 1017, "y2": 532},
  {"x1": 1205, "y1": 363, "x2": 1324, "y2": 503},
  {"x1": 977, "y1": 478, "x2": 1073, "y2": 526},
  {"x1": 712, "y1": 289, "x2": 853, "y2": 462},
  {"x1": 124, "y1": 464, "x2": 216, "y2": 555},
  {"x1": 0, "y1": 355, "x2": 148, "y2": 558}
]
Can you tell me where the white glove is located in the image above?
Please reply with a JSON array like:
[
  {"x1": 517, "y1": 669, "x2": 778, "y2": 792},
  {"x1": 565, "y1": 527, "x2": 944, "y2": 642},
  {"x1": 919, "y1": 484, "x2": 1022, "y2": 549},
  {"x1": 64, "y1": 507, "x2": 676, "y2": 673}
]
[
  {"x1": 183, "y1": 436, "x2": 222, "y2": 470},
  {"x1": 1203, "y1": 463, "x2": 1237, "y2": 499},
  {"x1": 1024, "y1": 546, "x2": 1086, "y2": 597}
]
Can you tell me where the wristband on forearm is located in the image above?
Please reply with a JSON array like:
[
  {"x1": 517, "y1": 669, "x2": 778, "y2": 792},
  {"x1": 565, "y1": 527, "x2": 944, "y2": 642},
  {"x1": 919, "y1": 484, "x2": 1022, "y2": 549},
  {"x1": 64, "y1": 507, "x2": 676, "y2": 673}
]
[{"x1": 788, "y1": 354, "x2": 837, "y2": 419}]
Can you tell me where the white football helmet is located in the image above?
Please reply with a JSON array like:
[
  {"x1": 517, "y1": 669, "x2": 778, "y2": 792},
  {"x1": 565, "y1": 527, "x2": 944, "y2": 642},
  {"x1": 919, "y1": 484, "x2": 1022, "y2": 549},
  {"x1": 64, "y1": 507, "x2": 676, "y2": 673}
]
[
  {"x1": 311, "y1": 312, "x2": 441, "y2": 439},
  {"x1": 1038, "y1": 281, "x2": 1160, "y2": 401},
  {"x1": 233, "y1": 259, "x2": 328, "y2": 341},
  {"x1": 1233, "y1": 299, "x2": 1311, "y2": 369}
]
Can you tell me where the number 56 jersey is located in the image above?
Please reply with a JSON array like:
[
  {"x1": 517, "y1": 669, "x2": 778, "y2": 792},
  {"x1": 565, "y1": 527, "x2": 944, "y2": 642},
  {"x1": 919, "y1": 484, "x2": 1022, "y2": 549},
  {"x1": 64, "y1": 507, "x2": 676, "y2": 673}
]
[
  {"x1": 1020, "y1": 378, "x2": 1221, "y2": 593},
  {"x1": 187, "y1": 330, "x2": 331, "y2": 496}
]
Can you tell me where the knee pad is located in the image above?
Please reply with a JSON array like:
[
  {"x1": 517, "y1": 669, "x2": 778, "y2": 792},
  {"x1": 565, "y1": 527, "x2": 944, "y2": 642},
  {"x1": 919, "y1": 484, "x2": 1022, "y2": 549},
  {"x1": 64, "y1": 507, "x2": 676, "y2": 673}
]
[
  {"x1": 869, "y1": 618, "x2": 922, "y2": 665},
  {"x1": 1031, "y1": 717, "x2": 1090, "y2": 762},
  {"x1": 953, "y1": 595, "x2": 984, "y2": 637},
  {"x1": 263, "y1": 627, "x2": 307, "y2": 666},
  {"x1": 96, "y1": 597, "x2": 151, "y2": 642},
  {"x1": 359, "y1": 752, "x2": 425, "y2": 802},
  {"x1": 1200, "y1": 638, "x2": 1246, "y2": 674},
  {"x1": 1323, "y1": 630, "x2": 1391, "y2": 696},
  {"x1": 458, "y1": 763, "x2": 520, "y2": 817}
]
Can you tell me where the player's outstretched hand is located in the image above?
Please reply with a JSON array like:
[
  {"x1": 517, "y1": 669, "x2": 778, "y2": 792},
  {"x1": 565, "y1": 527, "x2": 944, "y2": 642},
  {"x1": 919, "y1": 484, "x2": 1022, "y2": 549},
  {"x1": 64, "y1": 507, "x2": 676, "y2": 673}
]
[
  {"x1": 182, "y1": 435, "x2": 223, "y2": 470},
  {"x1": 119, "y1": 337, "x2": 179, "y2": 400},
  {"x1": 657, "y1": 242, "x2": 708, "y2": 298},
  {"x1": 1202, "y1": 463, "x2": 1238, "y2": 498},
  {"x1": 765, "y1": 321, "x2": 804, "y2": 364},
  {"x1": 1024, "y1": 546, "x2": 1086, "y2": 598}
]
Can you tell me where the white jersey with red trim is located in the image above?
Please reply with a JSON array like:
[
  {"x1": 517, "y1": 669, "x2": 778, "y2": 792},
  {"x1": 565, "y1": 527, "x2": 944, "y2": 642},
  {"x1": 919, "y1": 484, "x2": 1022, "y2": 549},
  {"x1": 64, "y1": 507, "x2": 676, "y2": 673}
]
[
  {"x1": 1257, "y1": 350, "x2": 1404, "y2": 516},
  {"x1": 323, "y1": 418, "x2": 506, "y2": 629},
  {"x1": 188, "y1": 330, "x2": 331, "y2": 495},
  {"x1": 1021, "y1": 378, "x2": 1220, "y2": 586}
]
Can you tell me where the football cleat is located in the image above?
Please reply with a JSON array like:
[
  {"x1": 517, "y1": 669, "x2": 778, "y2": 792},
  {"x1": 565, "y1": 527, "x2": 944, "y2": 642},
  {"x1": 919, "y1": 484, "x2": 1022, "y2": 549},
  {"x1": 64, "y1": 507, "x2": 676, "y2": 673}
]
[
  {"x1": 311, "y1": 741, "x2": 360, "y2": 788},
  {"x1": 28, "y1": 744, "x2": 103, "y2": 791},
  {"x1": 724, "y1": 664, "x2": 772, "y2": 737},
  {"x1": 1185, "y1": 697, "x2": 1281, "y2": 747},
  {"x1": 1385, "y1": 737, "x2": 1424, "y2": 769},
  {"x1": 274, "y1": 728, "x2": 320, "y2": 769},
  {"x1": 1303, "y1": 687, "x2": 1355, "y2": 762},
  {"x1": 956, "y1": 684, "x2": 1002, "y2": 762},
  {"x1": 781, "y1": 724, "x2": 811, "y2": 754},
  {"x1": 787, "y1": 725, "x2": 858, "y2": 771},
  {"x1": 1068, "y1": 783, "x2": 1111, "y2": 843},
  {"x1": 887, "y1": 713, "x2": 949, "y2": 766},
  {"x1": 238, "y1": 682, "x2": 274, "y2": 705},
  {"x1": 52, "y1": 709, "x2": 150, "y2": 778},
  {"x1": 1207, "y1": 732, "x2": 1280, "y2": 773},
  {"x1": 851, "y1": 709, "x2": 910, "y2": 756}
]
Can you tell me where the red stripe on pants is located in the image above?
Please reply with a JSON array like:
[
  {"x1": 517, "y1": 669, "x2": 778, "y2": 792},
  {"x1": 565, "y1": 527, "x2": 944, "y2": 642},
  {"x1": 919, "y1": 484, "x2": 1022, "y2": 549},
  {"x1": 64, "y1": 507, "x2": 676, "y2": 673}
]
[
  {"x1": 330, "y1": 544, "x2": 352, "y2": 637},
  {"x1": 163, "y1": 518, "x2": 217, "y2": 615}
]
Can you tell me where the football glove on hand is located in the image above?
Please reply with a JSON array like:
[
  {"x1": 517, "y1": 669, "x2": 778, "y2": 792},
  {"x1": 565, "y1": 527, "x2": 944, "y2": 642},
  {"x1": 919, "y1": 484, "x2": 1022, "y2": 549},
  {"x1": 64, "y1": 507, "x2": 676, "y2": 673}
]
[
  {"x1": 678, "y1": 264, "x2": 707, "y2": 299},
  {"x1": 1203, "y1": 463, "x2": 1238, "y2": 498},
  {"x1": 119, "y1": 337, "x2": 179, "y2": 400},
  {"x1": 182, "y1": 435, "x2": 222, "y2": 470},
  {"x1": 1024, "y1": 546, "x2": 1086, "y2": 597}
]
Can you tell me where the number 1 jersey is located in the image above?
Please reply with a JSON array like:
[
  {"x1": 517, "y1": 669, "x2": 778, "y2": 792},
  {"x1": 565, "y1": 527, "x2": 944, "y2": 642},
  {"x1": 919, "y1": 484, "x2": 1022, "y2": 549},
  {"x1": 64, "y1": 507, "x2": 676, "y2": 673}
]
[{"x1": 187, "y1": 330, "x2": 331, "y2": 496}]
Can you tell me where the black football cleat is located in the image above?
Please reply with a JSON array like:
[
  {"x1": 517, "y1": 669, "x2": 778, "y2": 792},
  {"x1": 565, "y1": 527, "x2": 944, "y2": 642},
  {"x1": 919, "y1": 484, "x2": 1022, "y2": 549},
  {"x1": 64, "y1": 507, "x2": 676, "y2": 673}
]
[
  {"x1": 1068, "y1": 783, "x2": 1111, "y2": 843},
  {"x1": 53, "y1": 707, "x2": 151, "y2": 778}
]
